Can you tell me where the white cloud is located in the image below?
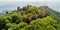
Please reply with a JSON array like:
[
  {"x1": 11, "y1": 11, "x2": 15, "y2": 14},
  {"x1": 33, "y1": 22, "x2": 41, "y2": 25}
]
[
  {"x1": 0, "y1": 0, "x2": 60, "y2": 5},
  {"x1": 0, "y1": 0, "x2": 60, "y2": 2}
]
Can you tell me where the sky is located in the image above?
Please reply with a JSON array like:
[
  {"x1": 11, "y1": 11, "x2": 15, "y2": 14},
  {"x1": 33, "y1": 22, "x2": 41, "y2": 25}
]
[
  {"x1": 0, "y1": 0, "x2": 60, "y2": 6},
  {"x1": 0, "y1": 0, "x2": 60, "y2": 12},
  {"x1": 0, "y1": 0, "x2": 60, "y2": 2}
]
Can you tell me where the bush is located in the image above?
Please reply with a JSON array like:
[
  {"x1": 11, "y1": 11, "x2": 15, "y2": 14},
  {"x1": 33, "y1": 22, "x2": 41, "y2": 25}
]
[{"x1": 18, "y1": 22, "x2": 28, "y2": 29}]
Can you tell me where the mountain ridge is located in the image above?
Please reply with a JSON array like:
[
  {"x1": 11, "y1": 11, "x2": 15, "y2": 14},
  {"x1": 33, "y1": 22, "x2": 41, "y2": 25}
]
[{"x1": 0, "y1": 5, "x2": 60, "y2": 30}]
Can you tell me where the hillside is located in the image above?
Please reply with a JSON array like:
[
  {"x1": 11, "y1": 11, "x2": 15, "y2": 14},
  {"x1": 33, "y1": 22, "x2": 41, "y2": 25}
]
[{"x1": 0, "y1": 5, "x2": 60, "y2": 30}]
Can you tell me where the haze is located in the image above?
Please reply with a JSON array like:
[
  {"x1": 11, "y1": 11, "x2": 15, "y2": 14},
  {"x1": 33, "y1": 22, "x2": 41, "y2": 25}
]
[{"x1": 0, "y1": 0, "x2": 60, "y2": 13}]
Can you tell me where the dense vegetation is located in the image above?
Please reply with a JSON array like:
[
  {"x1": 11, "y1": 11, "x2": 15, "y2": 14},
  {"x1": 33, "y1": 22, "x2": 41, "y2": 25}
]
[{"x1": 0, "y1": 5, "x2": 60, "y2": 30}]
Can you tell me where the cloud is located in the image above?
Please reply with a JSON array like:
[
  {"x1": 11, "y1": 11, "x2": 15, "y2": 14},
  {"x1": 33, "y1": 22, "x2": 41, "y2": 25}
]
[
  {"x1": 0, "y1": 0, "x2": 60, "y2": 5},
  {"x1": 0, "y1": 0, "x2": 60, "y2": 2}
]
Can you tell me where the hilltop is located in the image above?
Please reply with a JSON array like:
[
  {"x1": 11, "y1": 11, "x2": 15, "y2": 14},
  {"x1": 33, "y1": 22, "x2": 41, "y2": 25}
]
[{"x1": 0, "y1": 5, "x2": 60, "y2": 30}]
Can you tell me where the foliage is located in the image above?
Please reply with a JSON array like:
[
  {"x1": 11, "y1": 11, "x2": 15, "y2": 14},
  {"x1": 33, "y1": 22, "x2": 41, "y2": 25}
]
[{"x1": 0, "y1": 5, "x2": 60, "y2": 30}]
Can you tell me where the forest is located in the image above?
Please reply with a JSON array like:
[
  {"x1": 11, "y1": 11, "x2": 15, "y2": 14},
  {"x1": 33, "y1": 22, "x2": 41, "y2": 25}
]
[{"x1": 0, "y1": 5, "x2": 60, "y2": 30}]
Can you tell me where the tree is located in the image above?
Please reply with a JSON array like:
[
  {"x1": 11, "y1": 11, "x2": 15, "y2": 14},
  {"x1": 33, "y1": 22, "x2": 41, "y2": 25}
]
[
  {"x1": 18, "y1": 22, "x2": 28, "y2": 29},
  {"x1": 17, "y1": 6, "x2": 20, "y2": 11},
  {"x1": 0, "y1": 18, "x2": 6, "y2": 30},
  {"x1": 11, "y1": 16, "x2": 18, "y2": 23},
  {"x1": 6, "y1": 11, "x2": 8, "y2": 14}
]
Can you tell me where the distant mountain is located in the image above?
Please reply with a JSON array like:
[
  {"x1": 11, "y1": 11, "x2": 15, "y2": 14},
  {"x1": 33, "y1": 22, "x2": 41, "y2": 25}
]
[
  {"x1": 43, "y1": 6, "x2": 60, "y2": 20},
  {"x1": 39, "y1": 6, "x2": 60, "y2": 22}
]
